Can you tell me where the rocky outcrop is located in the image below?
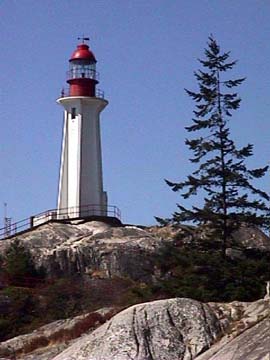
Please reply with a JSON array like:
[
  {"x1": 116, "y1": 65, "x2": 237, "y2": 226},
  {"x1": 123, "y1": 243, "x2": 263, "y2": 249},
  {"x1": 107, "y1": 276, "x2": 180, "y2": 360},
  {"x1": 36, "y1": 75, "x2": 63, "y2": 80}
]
[
  {"x1": 196, "y1": 318, "x2": 270, "y2": 360},
  {"x1": 232, "y1": 224, "x2": 270, "y2": 251},
  {"x1": 1, "y1": 298, "x2": 269, "y2": 360},
  {"x1": 52, "y1": 298, "x2": 221, "y2": 360},
  {"x1": 1, "y1": 217, "x2": 269, "y2": 360},
  {"x1": 197, "y1": 299, "x2": 270, "y2": 360},
  {"x1": 0, "y1": 220, "x2": 269, "y2": 282},
  {"x1": 0, "y1": 307, "x2": 116, "y2": 360},
  {"x1": 0, "y1": 221, "x2": 164, "y2": 281}
]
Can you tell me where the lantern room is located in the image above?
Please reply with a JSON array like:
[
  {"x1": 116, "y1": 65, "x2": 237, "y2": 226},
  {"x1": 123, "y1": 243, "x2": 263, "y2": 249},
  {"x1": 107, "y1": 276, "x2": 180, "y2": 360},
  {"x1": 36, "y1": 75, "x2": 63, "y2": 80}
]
[{"x1": 66, "y1": 43, "x2": 99, "y2": 97}]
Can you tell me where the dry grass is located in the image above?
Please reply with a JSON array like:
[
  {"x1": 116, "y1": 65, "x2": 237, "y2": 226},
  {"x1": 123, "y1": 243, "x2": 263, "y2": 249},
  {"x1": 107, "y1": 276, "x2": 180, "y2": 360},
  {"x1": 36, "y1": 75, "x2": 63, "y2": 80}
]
[{"x1": 5, "y1": 308, "x2": 119, "y2": 358}]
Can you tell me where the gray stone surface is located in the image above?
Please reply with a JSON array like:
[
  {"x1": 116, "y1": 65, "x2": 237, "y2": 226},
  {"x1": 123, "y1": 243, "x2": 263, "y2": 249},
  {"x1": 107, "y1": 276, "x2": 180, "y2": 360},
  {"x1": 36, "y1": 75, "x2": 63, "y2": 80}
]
[
  {"x1": 196, "y1": 299, "x2": 270, "y2": 360},
  {"x1": 1, "y1": 298, "x2": 269, "y2": 360},
  {"x1": 232, "y1": 224, "x2": 270, "y2": 251},
  {"x1": 196, "y1": 318, "x2": 270, "y2": 360},
  {"x1": 52, "y1": 298, "x2": 221, "y2": 360},
  {"x1": 0, "y1": 221, "x2": 162, "y2": 281},
  {"x1": 0, "y1": 221, "x2": 269, "y2": 282},
  {"x1": 1, "y1": 221, "x2": 269, "y2": 359},
  {"x1": 0, "y1": 307, "x2": 114, "y2": 360}
]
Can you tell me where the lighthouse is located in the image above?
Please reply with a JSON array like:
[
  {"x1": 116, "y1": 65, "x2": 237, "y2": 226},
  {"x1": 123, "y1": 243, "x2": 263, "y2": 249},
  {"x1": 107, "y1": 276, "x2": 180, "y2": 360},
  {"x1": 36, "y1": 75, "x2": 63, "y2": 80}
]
[
  {"x1": 57, "y1": 39, "x2": 108, "y2": 218},
  {"x1": 0, "y1": 38, "x2": 120, "y2": 238}
]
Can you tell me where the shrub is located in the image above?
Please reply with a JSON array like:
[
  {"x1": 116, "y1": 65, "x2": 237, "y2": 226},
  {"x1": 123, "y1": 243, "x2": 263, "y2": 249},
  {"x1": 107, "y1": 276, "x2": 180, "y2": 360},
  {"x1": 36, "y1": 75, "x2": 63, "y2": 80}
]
[
  {"x1": 3, "y1": 240, "x2": 44, "y2": 287},
  {"x1": 40, "y1": 276, "x2": 85, "y2": 320},
  {"x1": 13, "y1": 309, "x2": 118, "y2": 357},
  {"x1": 0, "y1": 287, "x2": 37, "y2": 341},
  {"x1": 153, "y1": 243, "x2": 270, "y2": 302},
  {"x1": 21, "y1": 336, "x2": 49, "y2": 355}
]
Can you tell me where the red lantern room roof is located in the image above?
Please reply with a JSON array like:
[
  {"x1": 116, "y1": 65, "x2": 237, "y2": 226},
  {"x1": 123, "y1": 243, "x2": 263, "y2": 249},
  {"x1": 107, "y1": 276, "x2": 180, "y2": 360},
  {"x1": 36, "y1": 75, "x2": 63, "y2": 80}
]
[{"x1": 69, "y1": 43, "x2": 97, "y2": 62}]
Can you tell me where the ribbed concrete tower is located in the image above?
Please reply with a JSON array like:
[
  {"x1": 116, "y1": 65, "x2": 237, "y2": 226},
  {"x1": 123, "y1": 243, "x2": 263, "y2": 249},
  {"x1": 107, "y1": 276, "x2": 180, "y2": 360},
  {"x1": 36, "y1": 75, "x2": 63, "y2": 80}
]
[{"x1": 57, "y1": 39, "x2": 108, "y2": 218}]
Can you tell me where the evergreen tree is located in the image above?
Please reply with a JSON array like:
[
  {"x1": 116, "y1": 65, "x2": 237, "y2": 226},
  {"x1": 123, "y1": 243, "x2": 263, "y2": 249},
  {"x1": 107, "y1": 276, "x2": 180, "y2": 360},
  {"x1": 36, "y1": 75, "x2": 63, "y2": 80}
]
[
  {"x1": 164, "y1": 36, "x2": 269, "y2": 255},
  {"x1": 3, "y1": 240, "x2": 40, "y2": 286}
]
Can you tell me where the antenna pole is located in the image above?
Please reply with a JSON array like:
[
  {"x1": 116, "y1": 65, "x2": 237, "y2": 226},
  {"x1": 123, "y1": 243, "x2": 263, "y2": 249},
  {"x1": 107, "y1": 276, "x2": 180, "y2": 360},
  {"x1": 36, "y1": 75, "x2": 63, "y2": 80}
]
[{"x1": 3, "y1": 203, "x2": 12, "y2": 238}]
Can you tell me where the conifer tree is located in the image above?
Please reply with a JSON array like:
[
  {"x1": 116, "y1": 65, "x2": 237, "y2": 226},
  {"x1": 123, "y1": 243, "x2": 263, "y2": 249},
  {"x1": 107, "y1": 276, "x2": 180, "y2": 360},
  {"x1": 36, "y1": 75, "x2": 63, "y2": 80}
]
[
  {"x1": 164, "y1": 36, "x2": 269, "y2": 255},
  {"x1": 3, "y1": 240, "x2": 39, "y2": 286}
]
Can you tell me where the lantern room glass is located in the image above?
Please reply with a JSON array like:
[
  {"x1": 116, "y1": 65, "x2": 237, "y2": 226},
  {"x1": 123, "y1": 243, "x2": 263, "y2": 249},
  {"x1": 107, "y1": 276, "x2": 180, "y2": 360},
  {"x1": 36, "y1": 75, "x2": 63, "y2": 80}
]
[{"x1": 69, "y1": 59, "x2": 96, "y2": 80}]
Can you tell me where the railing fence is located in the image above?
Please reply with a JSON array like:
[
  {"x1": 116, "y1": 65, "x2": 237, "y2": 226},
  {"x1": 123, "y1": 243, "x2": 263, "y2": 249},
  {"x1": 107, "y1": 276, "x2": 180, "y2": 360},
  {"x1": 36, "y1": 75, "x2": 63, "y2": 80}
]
[{"x1": 0, "y1": 204, "x2": 121, "y2": 240}]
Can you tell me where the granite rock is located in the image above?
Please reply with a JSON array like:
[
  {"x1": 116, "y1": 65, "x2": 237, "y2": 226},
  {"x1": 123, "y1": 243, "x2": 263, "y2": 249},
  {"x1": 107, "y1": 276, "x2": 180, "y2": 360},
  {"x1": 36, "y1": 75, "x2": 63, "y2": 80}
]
[{"x1": 52, "y1": 298, "x2": 221, "y2": 360}]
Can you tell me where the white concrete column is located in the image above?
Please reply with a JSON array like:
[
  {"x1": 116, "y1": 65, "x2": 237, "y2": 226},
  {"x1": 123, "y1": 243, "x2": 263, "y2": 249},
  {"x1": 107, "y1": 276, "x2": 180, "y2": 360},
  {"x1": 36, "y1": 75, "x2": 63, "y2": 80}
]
[{"x1": 57, "y1": 96, "x2": 108, "y2": 218}]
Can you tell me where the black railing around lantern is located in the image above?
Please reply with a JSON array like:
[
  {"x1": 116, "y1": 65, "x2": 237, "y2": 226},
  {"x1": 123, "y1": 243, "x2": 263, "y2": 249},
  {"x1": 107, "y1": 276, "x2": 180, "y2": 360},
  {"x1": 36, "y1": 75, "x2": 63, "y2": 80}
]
[{"x1": 60, "y1": 87, "x2": 104, "y2": 99}]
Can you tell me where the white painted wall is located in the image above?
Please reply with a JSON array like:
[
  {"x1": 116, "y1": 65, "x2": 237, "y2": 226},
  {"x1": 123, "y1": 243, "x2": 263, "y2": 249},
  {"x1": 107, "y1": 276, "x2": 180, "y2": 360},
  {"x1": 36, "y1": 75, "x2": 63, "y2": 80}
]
[
  {"x1": 67, "y1": 110, "x2": 81, "y2": 211},
  {"x1": 57, "y1": 96, "x2": 108, "y2": 217},
  {"x1": 57, "y1": 112, "x2": 68, "y2": 212}
]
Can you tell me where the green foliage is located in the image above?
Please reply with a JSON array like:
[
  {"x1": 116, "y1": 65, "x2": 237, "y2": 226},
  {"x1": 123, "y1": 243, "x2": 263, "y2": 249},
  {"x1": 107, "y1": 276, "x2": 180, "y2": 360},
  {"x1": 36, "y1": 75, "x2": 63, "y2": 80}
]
[
  {"x1": 0, "y1": 273, "x2": 140, "y2": 341},
  {"x1": 0, "y1": 287, "x2": 37, "y2": 341},
  {"x1": 122, "y1": 282, "x2": 154, "y2": 306},
  {"x1": 2, "y1": 240, "x2": 43, "y2": 286},
  {"x1": 164, "y1": 36, "x2": 269, "y2": 255},
  {"x1": 40, "y1": 276, "x2": 86, "y2": 320},
  {"x1": 40, "y1": 275, "x2": 136, "y2": 321},
  {"x1": 153, "y1": 243, "x2": 270, "y2": 302},
  {"x1": 0, "y1": 234, "x2": 269, "y2": 343},
  {"x1": 0, "y1": 318, "x2": 10, "y2": 340}
]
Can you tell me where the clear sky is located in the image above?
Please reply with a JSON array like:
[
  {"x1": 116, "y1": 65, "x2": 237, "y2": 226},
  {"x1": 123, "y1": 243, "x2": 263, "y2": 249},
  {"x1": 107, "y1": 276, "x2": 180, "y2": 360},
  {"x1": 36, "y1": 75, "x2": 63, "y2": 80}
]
[{"x1": 0, "y1": 0, "x2": 269, "y2": 226}]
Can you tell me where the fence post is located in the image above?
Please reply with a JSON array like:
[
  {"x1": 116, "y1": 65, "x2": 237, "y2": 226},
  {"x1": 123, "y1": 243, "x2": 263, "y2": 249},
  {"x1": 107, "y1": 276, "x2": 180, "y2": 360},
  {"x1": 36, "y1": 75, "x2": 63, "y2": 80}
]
[{"x1": 30, "y1": 216, "x2": 34, "y2": 228}]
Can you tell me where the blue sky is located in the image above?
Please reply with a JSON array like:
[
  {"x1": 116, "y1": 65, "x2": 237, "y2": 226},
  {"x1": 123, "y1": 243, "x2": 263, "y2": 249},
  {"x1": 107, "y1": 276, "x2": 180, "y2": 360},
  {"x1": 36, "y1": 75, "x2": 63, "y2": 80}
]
[{"x1": 0, "y1": 0, "x2": 269, "y2": 226}]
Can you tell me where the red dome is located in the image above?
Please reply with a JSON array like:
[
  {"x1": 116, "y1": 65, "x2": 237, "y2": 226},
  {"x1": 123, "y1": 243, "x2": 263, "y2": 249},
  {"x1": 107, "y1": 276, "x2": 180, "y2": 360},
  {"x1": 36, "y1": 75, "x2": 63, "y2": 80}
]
[{"x1": 69, "y1": 44, "x2": 97, "y2": 62}]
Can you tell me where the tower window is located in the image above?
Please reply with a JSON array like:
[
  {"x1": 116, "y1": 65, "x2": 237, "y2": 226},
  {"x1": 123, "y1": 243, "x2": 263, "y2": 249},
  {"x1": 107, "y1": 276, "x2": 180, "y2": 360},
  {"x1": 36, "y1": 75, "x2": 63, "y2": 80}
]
[{"x1": 71, "y1": 108, "x2": 76, "y2": 119}]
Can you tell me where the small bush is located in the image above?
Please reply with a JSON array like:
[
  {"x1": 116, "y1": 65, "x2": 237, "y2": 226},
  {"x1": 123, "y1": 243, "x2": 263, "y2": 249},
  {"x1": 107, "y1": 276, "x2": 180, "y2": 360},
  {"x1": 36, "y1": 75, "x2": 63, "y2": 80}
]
[
  {"x1": 0, "y1": 287, "x2": 37, "y2": 341},
  {"x1": 39, "y1": 276, "x2": 85, "y2": 320},
  {"x1": 2, "y1": 240, "x2": 44, "y2": 287},
  {"x1": 13, "y1": 309, "x2": 118, "y2": 357},
  {"x1": 50, "y1": 312, "x2": 105, "y2": 342},
  {"x1": 21, "y1": 336, "x2": 49, "y2": 355}
]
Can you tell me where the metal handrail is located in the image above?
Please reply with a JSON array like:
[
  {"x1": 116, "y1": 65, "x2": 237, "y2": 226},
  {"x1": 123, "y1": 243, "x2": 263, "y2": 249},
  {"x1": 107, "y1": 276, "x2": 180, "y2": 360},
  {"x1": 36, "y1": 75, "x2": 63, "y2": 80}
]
[
  {"x1": 59, "y1": 87, "x2": 104, "y2": 99},
  {"x1": 95, "y1": 88, "x2": 105, "y2": 98},
  {"x1": 0, "y1": 204, "x2": 121, "y2": 240}
]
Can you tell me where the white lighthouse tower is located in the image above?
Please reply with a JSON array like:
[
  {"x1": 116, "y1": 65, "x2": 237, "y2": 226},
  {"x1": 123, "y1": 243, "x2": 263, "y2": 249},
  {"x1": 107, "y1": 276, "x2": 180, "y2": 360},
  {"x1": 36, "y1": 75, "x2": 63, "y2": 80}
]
[{"x1": 57, "y1": 39, "x2": 108, "y2": 218}]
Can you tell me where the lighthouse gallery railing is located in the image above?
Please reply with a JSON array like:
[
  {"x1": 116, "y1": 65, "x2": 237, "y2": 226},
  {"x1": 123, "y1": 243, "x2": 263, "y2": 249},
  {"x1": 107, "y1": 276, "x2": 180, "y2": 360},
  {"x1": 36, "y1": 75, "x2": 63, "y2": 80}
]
[
  {"x1": 0, "y1": 204, "x2": 121, "y2": 240},
  {"x1": 60, "y1": 87, "x2": 105, "y2": 99}
]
